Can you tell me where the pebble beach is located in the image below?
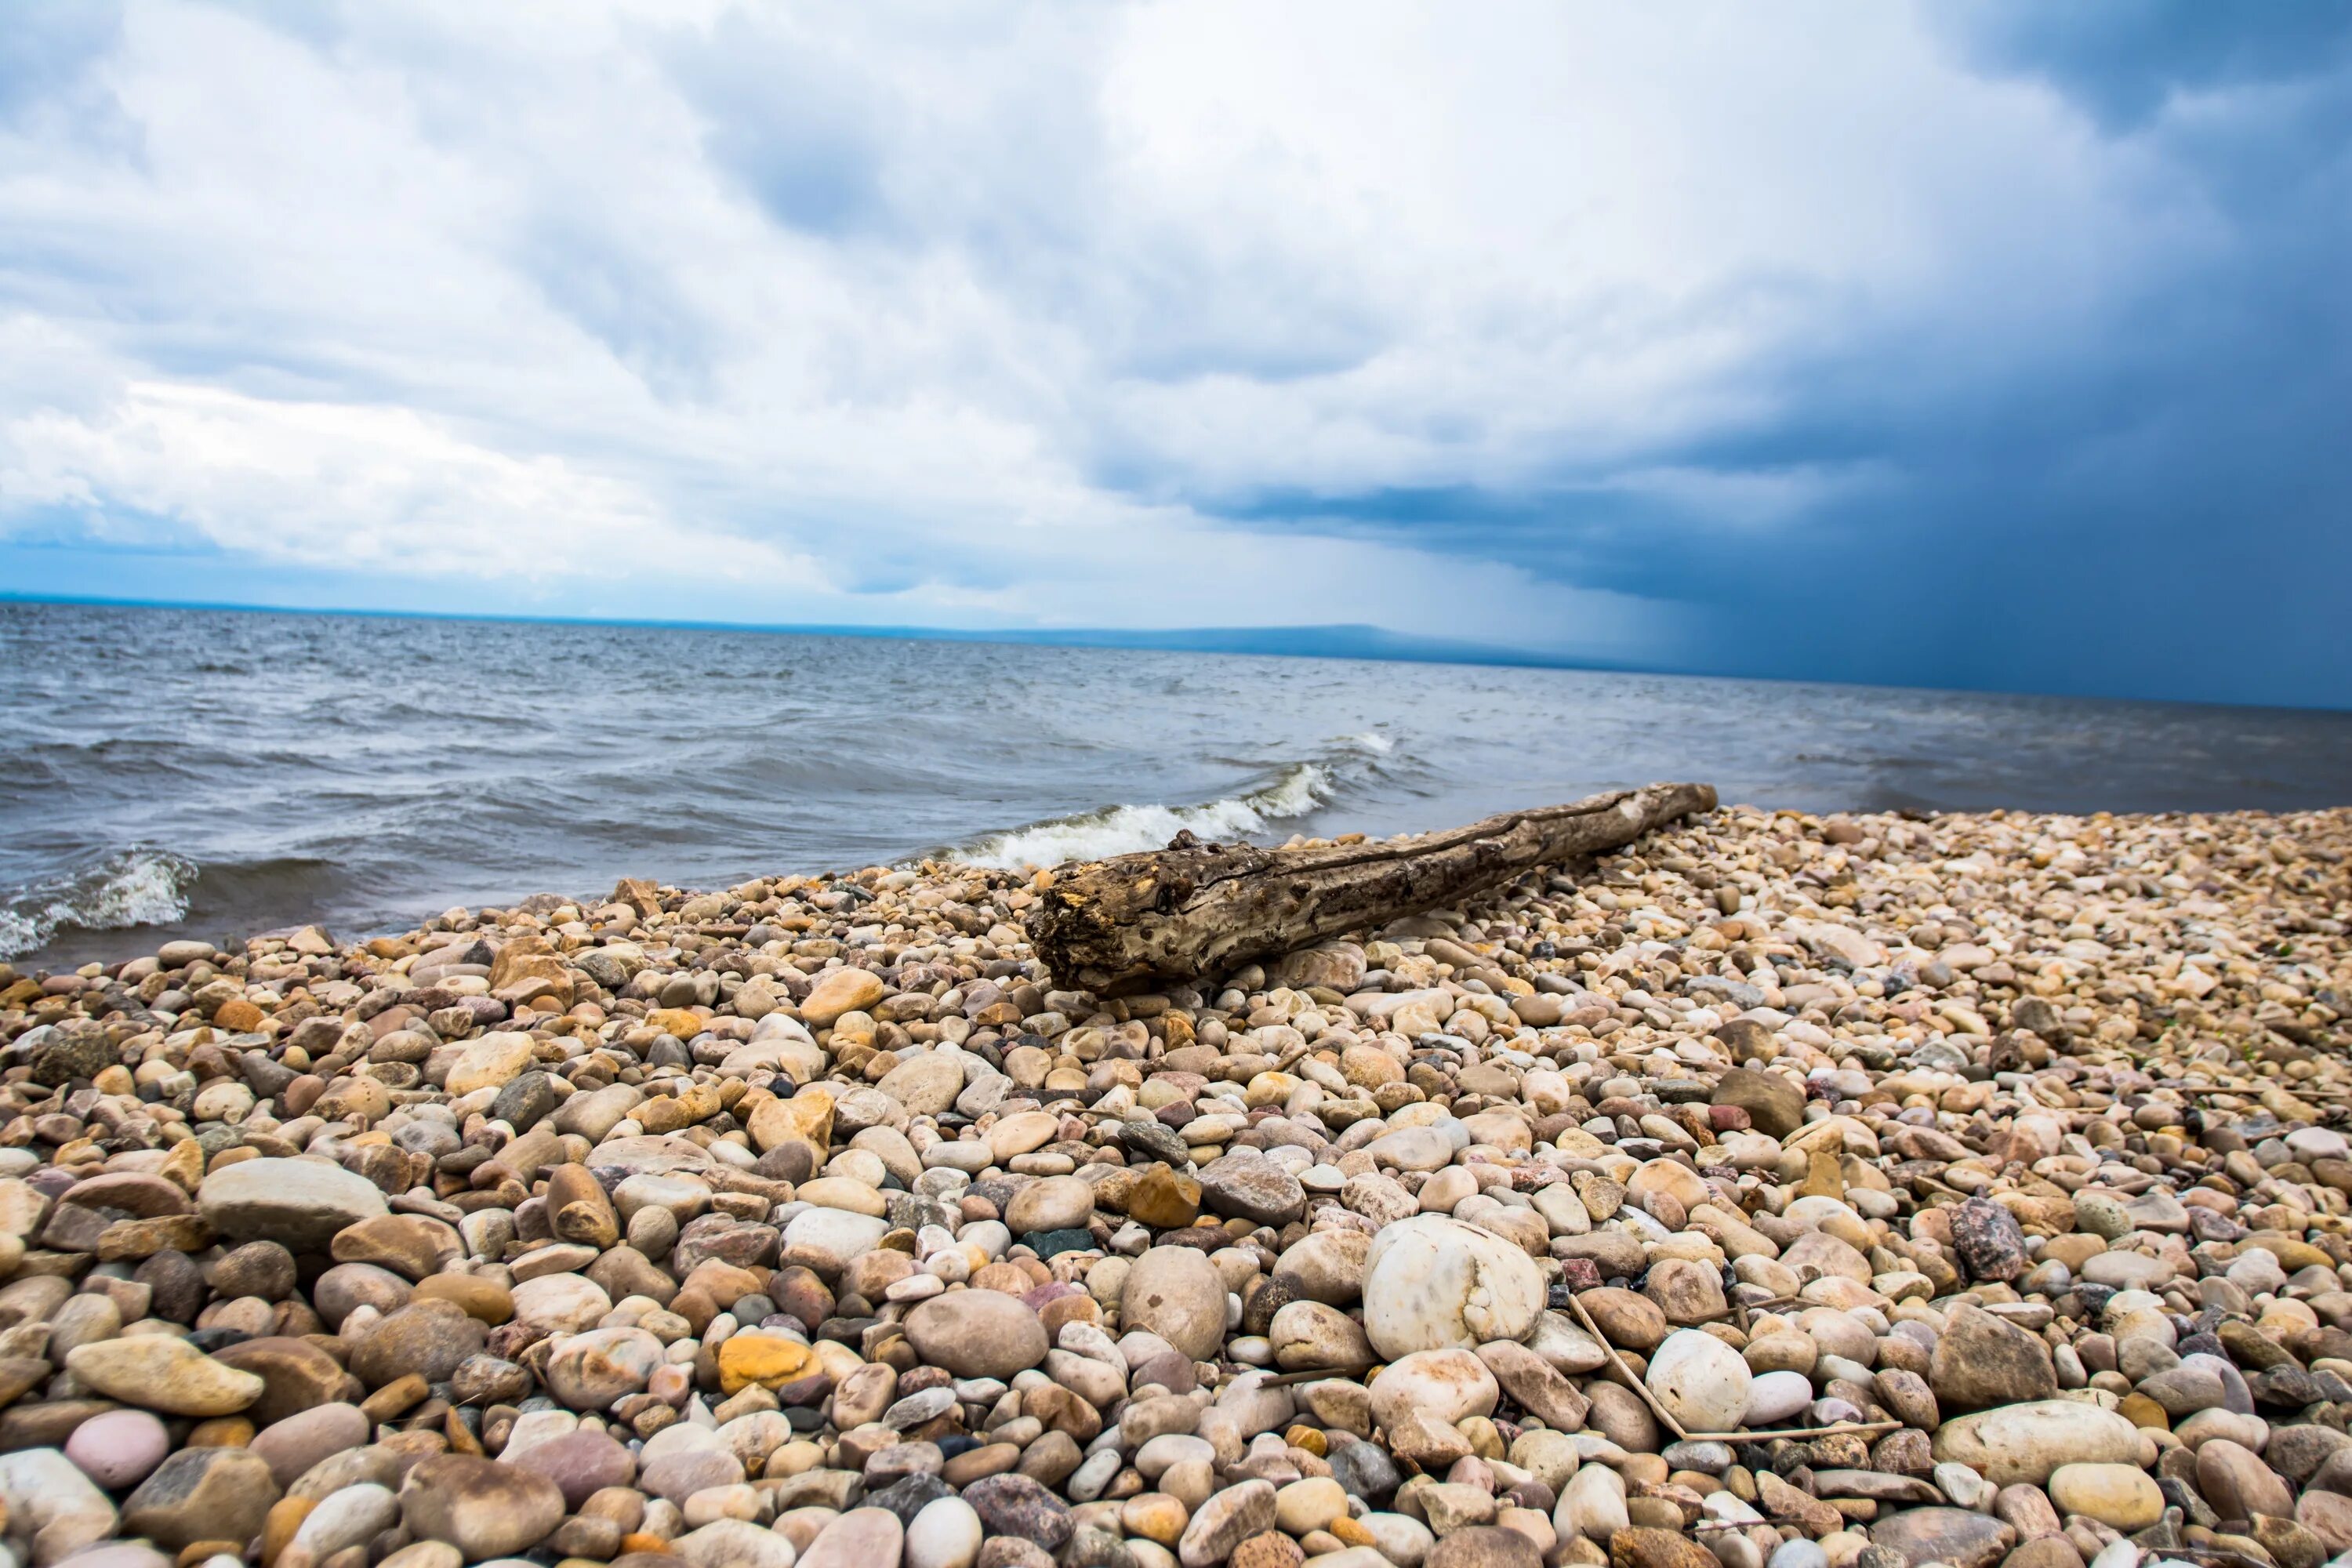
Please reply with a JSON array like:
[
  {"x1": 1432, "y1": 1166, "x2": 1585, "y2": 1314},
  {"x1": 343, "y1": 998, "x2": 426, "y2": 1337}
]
[{"x1": 0, "y1": 800, "x2": 2347, "y2": 1568}]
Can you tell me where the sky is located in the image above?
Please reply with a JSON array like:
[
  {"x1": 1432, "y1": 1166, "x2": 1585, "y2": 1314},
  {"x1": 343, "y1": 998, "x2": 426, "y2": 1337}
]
[{"x1": 1, "y1": 2, "x2": 2347, "y2": 709}]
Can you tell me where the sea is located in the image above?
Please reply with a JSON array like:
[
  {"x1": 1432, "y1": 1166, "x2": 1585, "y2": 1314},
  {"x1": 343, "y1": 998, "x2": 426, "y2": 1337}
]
[{"x1": 5, "y1": 600, "x2": 2350, "y2": 971}]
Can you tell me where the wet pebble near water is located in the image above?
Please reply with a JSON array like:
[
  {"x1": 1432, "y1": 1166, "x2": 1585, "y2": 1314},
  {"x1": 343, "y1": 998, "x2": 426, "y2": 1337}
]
[{"x1": 0, "y1": 804, "x2": 2345, "y2": 1568}]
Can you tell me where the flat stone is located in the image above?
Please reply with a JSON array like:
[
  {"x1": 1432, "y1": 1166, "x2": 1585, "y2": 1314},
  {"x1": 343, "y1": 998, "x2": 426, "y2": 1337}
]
[
  {"x1": 210, "y1": 1335, "x2": 349, "y2": 1425},
  {"x1": 1709, "y1": 1069, "x2": 1804, "y2": 1138},
  {"x1": 1606, "y1": 1527, "x2": 1716, "y2": 1568},
  {"x1": 247, "y1": 1402, "x2": 371, "y2": 1489},
  {"x1": 196, "y1": 1157, "x2": 389, "y2": 1250},
  {"x1": 905, "y1": 1290, "x2": 1050, "y2": 1378},
  {"x1": 1196, "y1": 1151, "x2": 1306, "y2": 1227},
  {"x1": 1867, "y1": 1508, "x2": 2017, "y2": 1568},
  {"x1": 121, "y1": 1445, "x2": 281, "y2": 1551},
  {"x1": 67, "y1": 1335, "x2": 265, "y2": 1417},
  {"x1": 1931, "y1": 1401, "x2": 2143, "y2": 1486},
  {"x1": 963, "y1": 1472, "x2": 1074, "y2": 1550},
  {"x1": 350, "y1": 1298, "x2": 489, "y2": 1386},
  {"x1": 398, "y1": 1453, "x2": 566, "y2": 1559},
  {"x1": 506, "y1": 1428, "x2": 636, "y2": 1508},
  {"x1": 803, "y1": 969, "x2": 888, "y2": 1027},
  {"x1": 1433, "y1": 1526, "x2": 1545, "y2": 1568},
  {"x1": 1005, "y1": 1175, "x2": 1096, "y2": 1233}
]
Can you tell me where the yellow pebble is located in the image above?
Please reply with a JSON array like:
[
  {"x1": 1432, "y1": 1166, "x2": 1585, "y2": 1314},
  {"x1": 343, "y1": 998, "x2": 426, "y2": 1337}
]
[{"x1": 717, "y1": 1334, "x2": 817, "y2": 1393}]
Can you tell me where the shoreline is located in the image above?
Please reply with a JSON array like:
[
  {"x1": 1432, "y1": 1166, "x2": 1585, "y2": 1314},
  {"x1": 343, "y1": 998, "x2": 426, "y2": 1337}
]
[{"x1": 0, "y1": 800, "x2": 2347, "y2": 1568}]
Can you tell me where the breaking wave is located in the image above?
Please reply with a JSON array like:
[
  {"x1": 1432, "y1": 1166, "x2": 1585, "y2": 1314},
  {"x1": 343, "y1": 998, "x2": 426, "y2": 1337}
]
[
  {"x1": 0, "y1": 848, "x2": 198, "y2": 960},
  {"x1": 951, "y1": 732, "x2": 1399, "y2": 870}
]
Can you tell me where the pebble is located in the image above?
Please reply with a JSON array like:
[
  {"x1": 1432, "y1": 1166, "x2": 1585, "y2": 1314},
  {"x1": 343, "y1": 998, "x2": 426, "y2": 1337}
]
[
  {"x1": 1360, "y1": 1214, "x2": 1543, "y2": 1358},
  {"x1": 64, "y1": 1334, "x2": 265, "y2": 1417},
  {"x1": 1644, "y1": 1328, "x2": 1751, "y2": 1434},
  {"x1": 905, "y1": 1289, "x2": 1051, "y2": 1378},
  {"x1": 64, "y1": 1408, "x2": 172, "y2": 1489},
  {"x1": 907, "y1": 1495, "x2": 985, "y2": 1568},
  {"x1": 397, "y1": 1453, "x2": 566, "y2": 1559},
  {"x1": 0, "y1": 802, "x2": 2341, "y2": 1568}
]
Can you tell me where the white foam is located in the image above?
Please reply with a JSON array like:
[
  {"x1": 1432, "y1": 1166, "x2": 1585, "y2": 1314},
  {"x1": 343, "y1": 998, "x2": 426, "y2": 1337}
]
[
  {"x1": 956, "y1": 762, "x2": 1336, "y2": 871},
  {"x1": 0, "y1": 848, "x2": 196, "y2": 959},
  {"x1": 1342, "y1": 730, "x2": 1395, "y2": 755}
]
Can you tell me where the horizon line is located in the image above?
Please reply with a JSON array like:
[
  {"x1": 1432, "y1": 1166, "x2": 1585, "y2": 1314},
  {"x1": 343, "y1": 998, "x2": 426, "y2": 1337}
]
[{"x1": 3, "y1": 589, "x2": 2345, "y2": 718}]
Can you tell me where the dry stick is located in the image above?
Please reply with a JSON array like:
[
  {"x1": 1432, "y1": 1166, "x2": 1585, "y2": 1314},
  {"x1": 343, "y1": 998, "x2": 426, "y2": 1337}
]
[
  {"x1": 1255, "y1": 1365, "x2": 1375, "y2": 1387},
  {"x1": 1566, "y1": 1290, "x2": 1690, "y2": 1443},
  {"x1": 1681, "y1": 1418, "x2": 1902, "y2": 1443},
  {"x1": 1564, "y1": 1294, "x2": 1907, "y2": 1446}
]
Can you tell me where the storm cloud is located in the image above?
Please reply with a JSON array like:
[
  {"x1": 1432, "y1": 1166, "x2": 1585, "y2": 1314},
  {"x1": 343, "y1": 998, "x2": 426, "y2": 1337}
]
[{"x1": 2, "y1": 2, "x2": 2345, "y2": 705}]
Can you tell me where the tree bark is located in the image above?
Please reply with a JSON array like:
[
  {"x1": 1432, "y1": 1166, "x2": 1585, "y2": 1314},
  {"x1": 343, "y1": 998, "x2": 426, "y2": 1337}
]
[{"x1": 1025, "y1": 781, "x2": 1717, "y2": 995}]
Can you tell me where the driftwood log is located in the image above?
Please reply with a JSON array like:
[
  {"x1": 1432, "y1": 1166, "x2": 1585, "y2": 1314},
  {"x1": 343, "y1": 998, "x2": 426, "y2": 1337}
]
[{"x1": 1025, "y1": 781, "x2": 1716, "y2": 995}]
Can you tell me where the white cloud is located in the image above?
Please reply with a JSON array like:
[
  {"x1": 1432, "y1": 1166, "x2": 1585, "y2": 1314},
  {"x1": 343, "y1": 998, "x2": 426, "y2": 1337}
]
[
  {"x1": 0, "y1": 0, "x2": 2259, "y2": 662},
  {"x1": 2, "y1": 379, "x2": 826, "y2": 585}
]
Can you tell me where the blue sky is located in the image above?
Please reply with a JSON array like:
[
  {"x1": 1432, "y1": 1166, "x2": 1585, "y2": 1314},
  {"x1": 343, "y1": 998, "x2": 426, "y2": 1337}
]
[{"x1": 2, "y1": 2, "x2": 2347, "y2": 707}]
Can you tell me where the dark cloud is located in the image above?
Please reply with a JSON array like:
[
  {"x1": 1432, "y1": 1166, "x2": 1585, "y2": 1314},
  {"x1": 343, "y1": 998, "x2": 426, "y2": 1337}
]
[
  {"x1": 5, "y1": 4, "x2": 2347, "y2": 706},
  {"x1": 1165, "y1": 9, "x2": 2352, "y2": 708},
  {"x1": 1931, "y1": 1, "x2": 2352, "y2": 129}
]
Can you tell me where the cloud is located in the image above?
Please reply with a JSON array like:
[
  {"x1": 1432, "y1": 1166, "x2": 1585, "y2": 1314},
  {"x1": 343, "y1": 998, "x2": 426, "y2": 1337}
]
[
  {"x1": 1, "y1": 379, "x2": 828, "y2": 586},
  {"x1": 0, "y1": 0, "x2": 2345, "y2": 704}
]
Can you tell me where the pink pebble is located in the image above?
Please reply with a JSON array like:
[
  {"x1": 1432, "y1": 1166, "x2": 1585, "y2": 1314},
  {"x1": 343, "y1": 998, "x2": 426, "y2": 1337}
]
[{"x1": 65, "y1": 1406, "x2": 171, "y2": 1489}]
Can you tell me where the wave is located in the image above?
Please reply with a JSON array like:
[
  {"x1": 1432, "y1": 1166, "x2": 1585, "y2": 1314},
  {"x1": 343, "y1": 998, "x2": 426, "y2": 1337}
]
[
  {"x1": 0, "y1": 848, "x2": 198, "y2": 960},
  {"x1": 949, "y1": 731, "x2": 1400, "y2": 870}
]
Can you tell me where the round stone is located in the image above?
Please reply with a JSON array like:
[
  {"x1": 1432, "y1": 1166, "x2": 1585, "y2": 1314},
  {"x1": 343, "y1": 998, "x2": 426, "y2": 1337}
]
[
  {"x1": 2048, "y1": 1463, "x2": 2164, "y2": 1530},
  {"x1": 1121, "y1": 1247, "x2": 1229, "y2": 1363},
  {"x1": 1006, "y1": 1176, "x2": 1096, "y2": 1233},
  {"x1": 1645, "y1": 1329, "x2": 1752, "y2": 1435},
  {"x1": 65, "y1": 1408, "x2": 172, "y2": 1489},
  {"x1": 1743, "y1": 1370, "x2": 1816, "y2": 1427},
  {"x1": 906, "y1": 1496, "x2": 984, "y2": 1568},
  {"x1": 904, "y1": 1290, "x2": 1051, "y2": 1379}
]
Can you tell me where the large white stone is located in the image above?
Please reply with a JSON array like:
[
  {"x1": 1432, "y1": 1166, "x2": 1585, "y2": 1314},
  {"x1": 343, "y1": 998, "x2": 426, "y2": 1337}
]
[
  {"x1": 1360, "y1": 1214, "x2": 1544, "y2": 1359},
  {"x1": 1931, "y1": 1400, "x2": 2144, "y2": 1486},
  {"x1": 1646, "y1": 1329, "x2": 1752, "y2": 1434}
]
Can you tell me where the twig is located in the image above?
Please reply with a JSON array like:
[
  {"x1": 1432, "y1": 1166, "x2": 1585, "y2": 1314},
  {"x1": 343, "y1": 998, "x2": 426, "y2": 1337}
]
[
  {"x1": 1566, "y1": 1290, "x2": 1690, "y2": 1443},
  {"x1": 1681, "y1": 1418, "x2": 1903, "y2": 1443},
  {"x1": 1254, "y1": 1365, "x2": 1375, "y2": 1386}
]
